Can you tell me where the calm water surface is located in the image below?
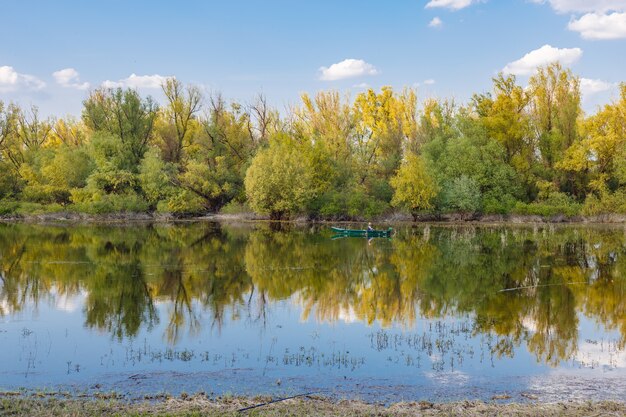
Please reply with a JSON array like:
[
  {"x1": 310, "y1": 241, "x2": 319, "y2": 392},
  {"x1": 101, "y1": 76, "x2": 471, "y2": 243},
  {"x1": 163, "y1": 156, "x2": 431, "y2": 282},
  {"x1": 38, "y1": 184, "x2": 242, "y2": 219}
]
[{"x1": 0, "y1": 222, "x2": 625, "y2": 402}]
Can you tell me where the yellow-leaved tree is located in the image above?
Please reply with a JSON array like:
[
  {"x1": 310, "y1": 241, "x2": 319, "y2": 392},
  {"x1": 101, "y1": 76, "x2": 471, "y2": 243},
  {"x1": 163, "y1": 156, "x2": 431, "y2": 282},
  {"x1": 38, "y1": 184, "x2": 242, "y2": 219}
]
[
  {"x1": 559, "y1": 84, "x2": 626, "y2": 213},
  {"x1": 390, "y1": 153, "x2": 438, "y2": 220}
]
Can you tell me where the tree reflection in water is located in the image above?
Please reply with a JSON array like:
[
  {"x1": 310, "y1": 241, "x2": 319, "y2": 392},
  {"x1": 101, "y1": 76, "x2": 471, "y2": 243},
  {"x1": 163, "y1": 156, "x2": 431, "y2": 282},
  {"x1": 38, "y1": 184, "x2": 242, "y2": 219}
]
[{"x1": 0, "y1": 222, "x2": 625, "y2": 365}]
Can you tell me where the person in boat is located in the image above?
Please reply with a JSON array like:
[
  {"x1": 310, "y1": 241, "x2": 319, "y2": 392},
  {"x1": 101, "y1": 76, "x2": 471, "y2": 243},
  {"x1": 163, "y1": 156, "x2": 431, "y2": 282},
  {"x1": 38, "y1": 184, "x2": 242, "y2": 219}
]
[{"x1": 367, "y1": 222, "x2": 374, "y2": 232}]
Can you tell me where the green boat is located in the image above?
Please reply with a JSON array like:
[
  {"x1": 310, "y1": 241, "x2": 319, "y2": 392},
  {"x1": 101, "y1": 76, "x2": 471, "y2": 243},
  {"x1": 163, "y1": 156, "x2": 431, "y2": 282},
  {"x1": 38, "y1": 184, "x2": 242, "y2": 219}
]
[{"x1": 331, "y1": 226, "x2": 393, "y2": 237}]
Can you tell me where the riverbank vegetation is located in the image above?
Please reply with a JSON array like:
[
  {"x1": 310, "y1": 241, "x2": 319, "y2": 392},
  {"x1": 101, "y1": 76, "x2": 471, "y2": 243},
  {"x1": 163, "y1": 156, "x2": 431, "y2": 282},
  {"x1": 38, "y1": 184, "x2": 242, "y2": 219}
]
[{"x1": 1, "y1": 64, "x2": 626, "y2": 220}]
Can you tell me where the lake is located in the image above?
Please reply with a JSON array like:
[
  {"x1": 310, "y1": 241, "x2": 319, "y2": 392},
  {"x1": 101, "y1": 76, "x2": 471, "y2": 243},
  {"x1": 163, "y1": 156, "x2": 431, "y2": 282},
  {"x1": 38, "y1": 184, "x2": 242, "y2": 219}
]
[{"x1": 0, "y1": 222, "x2": 625, "y2": 402}]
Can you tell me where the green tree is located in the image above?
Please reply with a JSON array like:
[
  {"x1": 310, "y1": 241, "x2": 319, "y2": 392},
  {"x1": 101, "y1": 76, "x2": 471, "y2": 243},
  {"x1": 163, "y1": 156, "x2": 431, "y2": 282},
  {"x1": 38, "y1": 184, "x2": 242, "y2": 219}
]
[
  {"x1": 159, "y1": 78, "x2": 202, "y2": 163},
  {"x1": 441, "y1": 175, "x2": 482, "y2": 214},
  {"x1": 82, "y1": 88, "x2": 158, "y2": 168},
  {"x1": 177, "y1": 94, "x2": 257, "y2": 211},
  {"x1": 138, "y1": 148, "x2": 178, "y2": 209},
  {"x1": 528, "y1": 63, "x2": 581, "y2": 181},
  {"x1": 244, "y1": 134, "x2": 316, "y2": 219}
]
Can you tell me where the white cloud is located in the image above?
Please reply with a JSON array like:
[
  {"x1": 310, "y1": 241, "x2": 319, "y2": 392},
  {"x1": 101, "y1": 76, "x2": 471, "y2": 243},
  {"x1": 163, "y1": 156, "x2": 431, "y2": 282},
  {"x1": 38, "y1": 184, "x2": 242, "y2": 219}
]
[
  {"x1": 425, "y1": 0, "x2": 478, "y2": 11},
  {"x1": 318, "y1": 59, "x2": 379, "y2": 81},
  {"x1": 580, "y1": 78, "x2": 616, "y2": 96},
  {"x1": 502, "y1": 44, "x2": 583, "y2": 75},
  {"x1": 0, "y1": 65, "x2": 46, "y2": 92},
  {"x1": 413, "y1": 79, "x2": 436, "y2": 88},
  {"x1": 102, "y1": 73, "x2": 171, "y2": 89},
  {"x1": 53, "y1": 68, "x2": 90, "y2": 90},
  {"x1": 535, "y1": 0, "x2": 626, "y2": 13},
  {"x1": 568, "y1": 12, "x2": 626, "y2": 39},
  {"x1": 428, "y1": 17, "x2": 443, "y2": 28}
]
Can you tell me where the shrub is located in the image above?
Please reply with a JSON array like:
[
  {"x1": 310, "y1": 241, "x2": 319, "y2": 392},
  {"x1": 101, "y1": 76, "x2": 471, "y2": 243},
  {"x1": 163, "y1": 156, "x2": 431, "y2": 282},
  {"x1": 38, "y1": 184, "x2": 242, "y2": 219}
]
[
  {"x1": 582, "y1": 189, "x2": 626, "y2": 215},
  {"x1": 157, "y1": 190, "x2": 206, "y2": 215},
  {"x1": 72, "y1": 193, "x2": 149, "y2": 214},
  {"x1": 0, "y1": 200, "x2": 19, "y2": 216},
  {"x1": 440, "y1": 176, "x2": 482, "y2": 213},
  {"x1": 513, "y1": 192, "x2": 581, "y2": 217}
]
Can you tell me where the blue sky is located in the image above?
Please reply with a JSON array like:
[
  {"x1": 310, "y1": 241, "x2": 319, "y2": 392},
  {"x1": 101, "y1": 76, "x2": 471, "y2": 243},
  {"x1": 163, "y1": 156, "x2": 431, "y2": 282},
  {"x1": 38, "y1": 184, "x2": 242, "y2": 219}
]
[{"x1": 1, "y1": 0, "x2": 625, "y2": 117}]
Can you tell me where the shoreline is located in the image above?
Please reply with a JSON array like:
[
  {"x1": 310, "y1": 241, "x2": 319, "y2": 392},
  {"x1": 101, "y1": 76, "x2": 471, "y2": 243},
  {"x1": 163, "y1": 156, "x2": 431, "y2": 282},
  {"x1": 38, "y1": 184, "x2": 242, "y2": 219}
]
[
  {"x1": 3, "y1": 211, "x2": 626, "y2": 225},
  {"x1": 1, "y1": 393, "x2": 625, "y2": 417}
]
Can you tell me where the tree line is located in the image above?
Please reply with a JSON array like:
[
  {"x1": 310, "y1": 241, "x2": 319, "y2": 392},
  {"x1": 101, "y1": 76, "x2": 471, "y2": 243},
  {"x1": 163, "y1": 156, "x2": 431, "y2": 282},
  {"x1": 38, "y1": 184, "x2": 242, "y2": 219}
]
[{"x1": 1, "y1": 63, "x2": 625, "y2": 219}]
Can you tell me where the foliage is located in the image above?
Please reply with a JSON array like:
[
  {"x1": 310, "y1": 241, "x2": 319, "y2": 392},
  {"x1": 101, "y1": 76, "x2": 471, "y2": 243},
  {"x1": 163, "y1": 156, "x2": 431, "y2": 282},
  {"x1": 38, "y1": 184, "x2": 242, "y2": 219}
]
[
  {"x1": 440, "y1": 175, "x2": 482, "y2": 214},
  {"x1": 139, "y1": 148, "x2": 178, "y2": 208},
  {"x1": 390, "y1": 153, "x2": 438, "y2": 216},
  {"x1": 1, "y1": 70, "x2": 626, "y2": 218},
  {"x1": 72, "y1": 192, "x2": 149, "y2": 214},
  {"x1": 582, "y1": 189, "x2": 626, "y2": 215},
  {"x1": 244, "y1": 134, "x2": 319, "y2": 219},
  {"x1": 82, "y1": 88, "x2": 158, "y2": 168}
]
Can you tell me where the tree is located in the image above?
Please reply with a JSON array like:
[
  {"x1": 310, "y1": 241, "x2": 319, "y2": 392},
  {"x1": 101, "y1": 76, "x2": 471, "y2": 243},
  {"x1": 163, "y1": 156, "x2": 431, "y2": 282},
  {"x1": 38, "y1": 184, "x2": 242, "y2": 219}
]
[
  {"x1": 82, "y1": 88, "x2": 158, "y2": 168},
  {"x1": 390, "y1": 153, "x2": 438, "y2": 220},
  {"x1": 177, "y1": 94, "x2": 256, "y2": 211},
  {"x1": 559, "y1": 84, "x2": 626, "y2": 213},
  {"x1": 50, "y1": 117, "x2": 88, "y2": 147},
  {"x1": 138, "y1": 148, "x2": 178, "y2": 208},
  {"x1": 160, "y1": 78, "x2": 202, "y2": 163},
  {"x1": 20, "y1": 145, "x2": 94, "y2": 204},
  {"x1": 0, "y1": 102, "x2": 21, "y2": 196},
  {"x1": 249, "y1": 93, "x2": 280, "y2": 145},
  {"x1": 352, "y1": 87, "x2": 417, "y2": 200},
  {"x1": 528, "y1": 63, "x2": 581, "y2": 170},
  {"x1": 473, "y1": 73, "x2": 531, "y2": 165},
  {"x1": 441, "y1": 175, "x2": 482, "y2": 214},
  {"x1": 296, "y1": 91, "x2": 354, "y2": 163},
  {"x1": 244, "y1": 134, "x2": 316, "y2": 220}
]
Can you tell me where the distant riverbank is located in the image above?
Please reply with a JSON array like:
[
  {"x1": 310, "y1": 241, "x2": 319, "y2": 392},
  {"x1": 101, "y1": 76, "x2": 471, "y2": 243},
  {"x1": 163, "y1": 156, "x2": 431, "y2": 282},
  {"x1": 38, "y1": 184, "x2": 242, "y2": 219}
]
[
  {"x1": 1, "y1": 394, "x2": 625, "y2": 417},
  {"x1": 3, "y1": 210, "x2": 626, "y2": 224}
]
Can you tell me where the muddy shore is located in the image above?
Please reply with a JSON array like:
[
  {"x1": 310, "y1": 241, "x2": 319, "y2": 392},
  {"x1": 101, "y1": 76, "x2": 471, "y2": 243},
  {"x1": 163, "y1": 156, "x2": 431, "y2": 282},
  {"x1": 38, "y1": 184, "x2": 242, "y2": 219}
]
[{"x1": 1, "y1": 393, "x2": 625, "y2": 417}]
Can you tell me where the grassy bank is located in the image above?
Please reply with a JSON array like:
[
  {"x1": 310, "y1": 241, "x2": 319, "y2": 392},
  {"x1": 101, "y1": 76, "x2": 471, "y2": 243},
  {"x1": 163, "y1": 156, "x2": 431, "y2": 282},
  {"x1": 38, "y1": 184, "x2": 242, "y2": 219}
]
[{"x1": 1, "y1": 394, "x2": 625, "y2": 417}]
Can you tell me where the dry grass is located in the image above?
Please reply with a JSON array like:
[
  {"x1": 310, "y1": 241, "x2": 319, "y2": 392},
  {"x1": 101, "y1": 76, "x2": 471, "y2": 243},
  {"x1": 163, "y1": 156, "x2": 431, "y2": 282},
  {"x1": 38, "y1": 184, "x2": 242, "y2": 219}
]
[{"x1": 1, "y1": 394, "x2": 625, "y2": 417}]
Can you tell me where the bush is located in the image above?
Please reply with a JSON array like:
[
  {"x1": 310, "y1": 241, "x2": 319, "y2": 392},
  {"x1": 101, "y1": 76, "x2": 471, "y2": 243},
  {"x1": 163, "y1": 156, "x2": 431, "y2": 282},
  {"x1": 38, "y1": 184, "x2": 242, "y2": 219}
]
[
  {"x1": 157, "y1": 190, "x2": 206, "y2": 215},
  {"x1": 482, "y1": 193, "x2": 518, "y2": 214},
  {"x1": 308, "y1": 188, "x2": 389, "y2": 220},
  {"x1": 440, "y1": 176, "x2": 482, "y2": 213},
  {"x1": 219, "y1": 201, "x2": 252, "y2": 215},
  {"x1": 513, "y1": 192, "x2": 581, "y2": 217},
  {"x1": 582, "y1": 189, "x2": 626, "y2": 215},
  {"x1": 21, "y1": 185, "x2": 72, "y2": 205},
  {"x1": 11, "y1": 202, "x2": 66, "y2": 215},
  {"x1": 72, "y1": 193, "x2": 149, "y2": 214},
  {"x1": 346, "y1": 189, "x2": 389, "y2": 219},
  {"x1": 0, "y1": 200, "x2": 19, "y2": 216}
]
